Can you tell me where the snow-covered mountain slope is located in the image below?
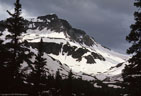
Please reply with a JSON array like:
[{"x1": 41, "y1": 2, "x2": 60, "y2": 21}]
[
  {"x1": 0, "y1": 14, "x2": 129, "y2": 81},
  {"x1": 20, "y1": 47, "x2": 96, "y2": 81}
]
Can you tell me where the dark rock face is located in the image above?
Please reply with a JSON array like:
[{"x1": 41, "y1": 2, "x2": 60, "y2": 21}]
[
  {"x1": 37, "y1": 14, "x2": 67, "y2": 32},
  {"x1": 30, "y1": 42, "x2": 62, "y2": 55},
  {"x1": 109, "y1": 63, "x2": 123, "y2": 70},
  {"x1": 91, "y1": 52, "x2": 105, "y2": 61},
  {"x1": 30, "y1": 42, "x2": 105, "y2": 64},
  {"x1": 28, "y1": 14, "x2": 95, "y2": 46},
  {"x1": 63, "y1": 44, "x2": 77, "y2": 56},
  {"x1": 72, "y1": 48, "x2": 88, "y2": 59},
  {"x1": 85, "y1": 55, "x2": 96, "y2": 64}
]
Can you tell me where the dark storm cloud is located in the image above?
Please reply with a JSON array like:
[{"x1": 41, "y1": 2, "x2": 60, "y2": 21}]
[{"x1": 0, "y1": 0, "x2": 135, "y2": 53}]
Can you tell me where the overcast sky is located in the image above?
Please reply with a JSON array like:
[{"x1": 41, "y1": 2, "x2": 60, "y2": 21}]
[{"x1": 0, "y1": 0, "x2": 135, "y2": 54}]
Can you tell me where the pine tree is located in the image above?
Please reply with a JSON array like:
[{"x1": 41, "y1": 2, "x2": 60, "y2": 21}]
[
  {"x1": 31, "y1": 38, "x2": 47, "y2": 96},
  {"x1": 66, "y1": 70, "x2": 73, "y2": 96},
  {"x1": 55, "y1": 70, "x2": 62, "y2": 96},
  {"x1": 0, "y1": 32, "x2": 5, "y2": 66},
  {"x1": 122, "y1": 0, "x2": 141, "y2": 96},
  {"x1": 4, "y1": 0, "x2": 33, "y2": 90},
  {"x1": 0, "y1": 26, "x2": 10, "y2": 70},
  {"x1": 0, "y1": 31, "x2": 9, "y2": 91}
]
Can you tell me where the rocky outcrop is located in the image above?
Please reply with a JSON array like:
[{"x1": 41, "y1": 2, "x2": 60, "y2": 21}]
[
  {"x1": 30, "y1": 42, "x2": 105, "y2": 64},
  {"x1": 28, "y1": 14, "x2": 95, "y2": 46}
]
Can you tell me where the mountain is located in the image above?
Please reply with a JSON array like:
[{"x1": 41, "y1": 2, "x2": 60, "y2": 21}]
[{"x1": 0, "y1": 14, "x2": 128, "y2": 83}]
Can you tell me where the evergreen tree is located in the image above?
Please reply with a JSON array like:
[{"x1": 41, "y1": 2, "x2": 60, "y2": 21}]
[
  {"x1": 0, "y1": 32, "x2": 5, "y2": 66},
  {"x1": 66, "y1": 70, "x2": 73, "y2": 96},
  {"x1": 3, "y1": 0, "x2": 33, "y2": 91},
  {"x1": 122, "y1": 0, "x2": 141, "y2": 96},
  {"x1": 30, "y1": 38, "x2": 47, "y2": 95},
  {"x1": 0, "y1": 31, "x2": 9, "y2": 91},
  {"x1": 55, "y1": 70, "x2": 62, "y2": 96}
]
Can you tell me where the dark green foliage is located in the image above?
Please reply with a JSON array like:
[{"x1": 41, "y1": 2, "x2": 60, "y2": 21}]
[
  {"x1": 0, "y1": 32, "x2": 10, "y2": 92},
  {"x1": 122, "y1": 0, "x2": 141, "y2": 96},
  {"x1": 54, "y1": 70, "x2": 62, "y2": 96},
  {"x1": 50, "y1": 71, "x2": 122, "y2": 96},
  {"x1": 28, "y1": 38, "x2": 47, "y2": 96},
  {"x1": 55, "y1": 70, "x2": 62, "y2": 89},
  {"x1": 65, "y1": 70, "x2": 73, "y2": 96},
  {"x1": 40, "y1": 70, "x2": 122, "y2": 96},
  {"x1": 34, "y1": 39, "x2": 47, "y2": 75},
  {"x1": 5, "y1": 0, "x2": 33, "y2": 78},
  {"x1": 0, "y1": 0, "x2": 33, "y2": 93}
]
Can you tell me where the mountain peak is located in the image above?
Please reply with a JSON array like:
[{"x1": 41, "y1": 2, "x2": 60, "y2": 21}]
[
  {"x1": 27, "y1": 14, "x2": 95, "y2": 46},
  {"x1": 0, "y1": 13, "x2": 129, "y2": 82},
  {"x1": 37, "y1": 14, "x2": 59, "y2": 22}
]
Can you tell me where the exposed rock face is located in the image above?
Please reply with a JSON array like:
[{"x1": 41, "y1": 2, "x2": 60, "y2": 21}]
[
  {"x1": 30, "y1": 42, "x2": 105, "y2": 64},
  {"x1": 28, "y1": 14, "x2": 94, "y2": 46}
]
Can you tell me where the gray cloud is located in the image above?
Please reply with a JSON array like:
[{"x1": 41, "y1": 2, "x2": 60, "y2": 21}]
[{"x1": 0, "y1": 0, "x2": 135, "y2": 53}]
